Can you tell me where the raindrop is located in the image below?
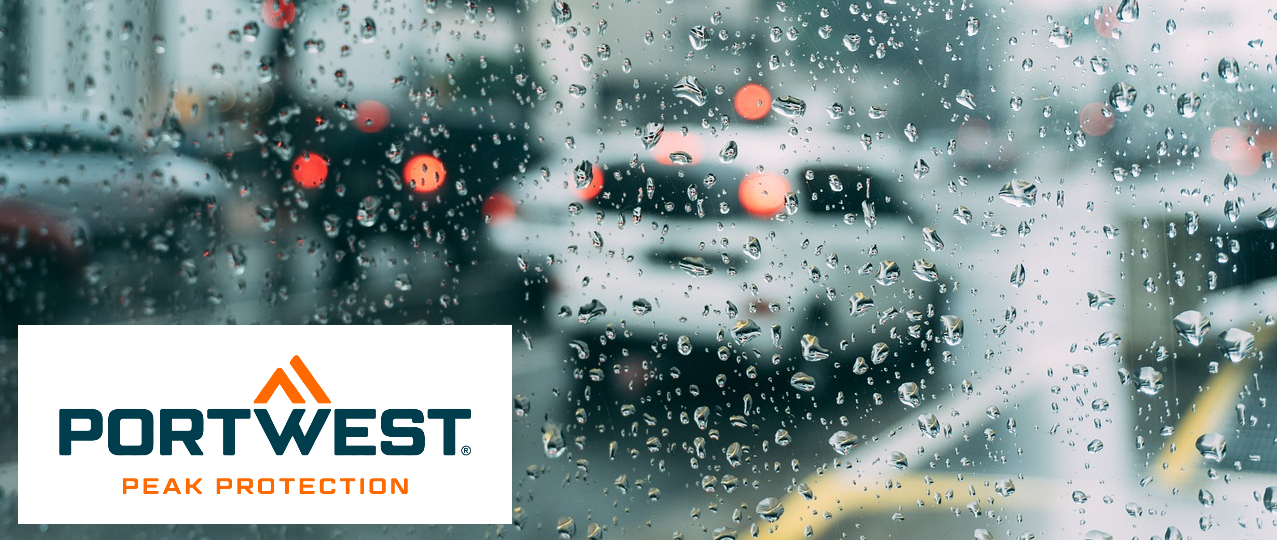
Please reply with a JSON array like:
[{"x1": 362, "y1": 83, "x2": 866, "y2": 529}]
[
  {"x1": 1218, "y1": 328, "x2": 1254, "y2": 362},
  {"x1": 772, "y1": 95, "x2": 807, "y2": 118},
  {"x1": 719, "y1": 140, "x2": 739, "y2": 162},
  {"x1": 1175, "y1": 92, "x2": 1201, "y2": 118},
  {"x1": 998, "y1": 179, "x2": 1038, "y2": 207},
  {"x1": 801, "y1": 334, "x2": 830, "y2": 361},
  {"x1": 965, "y1": 17, "x2": 980, "y2": 36},
  {"x1": 1194, "y1": 432, "x2": 1226, "y2": 462},
  {"x1": 941, "y1": 315, "x2": 963, "y2": 345},
  {"x1": 1218, "y1": 57, "x2": 1240, "y2": 83},
  {"x1": 1116, "y1": 0, "x2": 1139, "y2": 23},
  {"x1": 678, "y1": 256, "x2": 714, "y2": 276},
  {"x1": 1258, "y1": 207, "x2": 1277, "y2": 228},
  {"x1": 1108, "y1": 82, "x2": 1137, "y2": 113},
  {"x1": 688, "y1": 25, "x2": 711, "y2": 50},
  {"x1": 828, "y1": 430, "x2": 859, "y2": 455},
  {"x1": 640, "y1": 122, "x2": 664, "y2": 150},
  {"x1": 789, "y1": 372, "x2": 815, "y2": 392},
  {"x1": 912, "y1": 259, "x2": 939, "y2": 282},
  {"x1": 731, "y1": 319, "x2": 762, "y2": 345},
  {"x1": 755, "y1": 497, "x2": 785, "y2": 522},
  {"x1": 551, "y1": 1, "x2": 572, "y2": 26},
  {"x1": 1136, "y1": 366, "x2": 1164, "y2": 395},
  {"x1": 922, "y1": 228, "x2": 944, "y2": 251},
  {"x1": 672, "y1": 75, "x2": 708, "y2": 106},
  {"x1": 1172, "y1": 310, "x2": 1211, "y2": 346},
  {"x1": 359, "y1": 17, "x2": 377, "y2": 43},
  {"x1": 898, "y1": 382, "x2": 921, "y2": 408},
  {"x1": 1009, "y1": 263, "x2": 1026, "y2": 288}
]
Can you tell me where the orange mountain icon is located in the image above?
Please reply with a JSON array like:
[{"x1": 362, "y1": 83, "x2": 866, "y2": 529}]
[{"x1": 254, "y1": 355, "x2": 331, "y2": 404}]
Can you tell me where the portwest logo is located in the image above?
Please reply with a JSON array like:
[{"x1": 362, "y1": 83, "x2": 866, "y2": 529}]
[
  {"x1": 20, "y1": 326, "x2": 512, "y2": 524},
  {"x1": 58, "y1": 355, "x2": 470, "y2": 457}
]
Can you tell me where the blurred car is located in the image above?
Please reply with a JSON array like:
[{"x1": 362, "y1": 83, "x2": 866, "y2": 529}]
[
  {"x1": 491, "y1": 127, "x2": 944, "y2": 400},
  {"x1": 0, "y1": 100, "x2": 230, "y2": 334}
]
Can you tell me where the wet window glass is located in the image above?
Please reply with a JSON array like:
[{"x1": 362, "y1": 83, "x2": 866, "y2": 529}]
[{"x1": 4, "y1": 0, "x2": 1277, "y2": 538}]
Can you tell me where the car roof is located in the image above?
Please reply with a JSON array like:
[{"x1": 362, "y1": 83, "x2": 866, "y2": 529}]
[
  {"x1": 0, "y1": 100, "x2": 143, "y2": 146},
  {"x1": 571, "y1": 126, "x2": 922, "y2": 174}
]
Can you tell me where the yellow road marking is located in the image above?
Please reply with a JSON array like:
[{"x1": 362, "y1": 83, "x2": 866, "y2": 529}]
[{"x1": 1152, "y1": 325, "x2": 1273, "y2": 486}]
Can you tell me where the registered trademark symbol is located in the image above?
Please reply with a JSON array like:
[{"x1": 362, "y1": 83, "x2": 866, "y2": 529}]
[{"x1": 461, "y1": 445, "x2": 471, "y2": 455}]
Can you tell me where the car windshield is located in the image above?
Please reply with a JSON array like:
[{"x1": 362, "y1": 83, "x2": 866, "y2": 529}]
[{"x1": 5, "y1": 1, "x2": 1277, "y2": 539}]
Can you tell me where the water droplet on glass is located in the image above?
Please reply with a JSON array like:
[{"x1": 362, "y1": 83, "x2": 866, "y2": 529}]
[
  {"x1": 677, "y1": 335, "x2": 693, "y2": 355},
  {"x1": 1087, "y1": 290, "x2": 1116, "y2": 309},
  {"x1": 913, "y1": 159, "x2": 930, "y2": 179},
  {"x1": 918, "y1": 413, "x2": 941, "y2": 438},
  {"x1": 922, "y1": 228, "x2": 944, "y2": 251},
  {"x1": 672, "y1": 75, "x2": 708, "y2": 106},
  {"x1": 941, "y1": 315, "x2": 963, "y2": 345},
  {"x1": 719, "y1": 140, "x2": 738, "y2": 163},
  {"x1": 640, "y1": 122, "x2": 664, "y2": 150},
  {"x1": 1049, "y1": 25, "x2": 1073, "y2": 48},
  {"x1": 1009, "y1": 263, "x2": 1026, "y2": 288},
  {"x1": 876, "y1": 259, "x2": 901, "y2": 285},
  {"x1": 903, "y1": 122, "x2": 919, "y2": 142},
  {"x1": 965, "y1": 17, "x2": 980, "y2": 36},
  {"x1": 772, "y1": 95, "x2": 807, "y2": 118},
  {"x1": 998, "y1": 179, "x2": 1038, "y2": 207},
  {"x1": 898, "y1": 382, "x2": 921, "y2": 408},
  {"x1": 1172, "y1": 310, "x2": 1211, "y2": 346},
  {"x1": 543, "y1": 421, "x2": 567, "y2": 458},
  {"x1": 1116, "y1": 0, "x2": 1139, "y2": 23},
  {"x1": 1108, "y1": 82, "x2": 1138, "y2": 113},
  {"x1": 1136, "y1": 366, "x2": 1164, "y2": 395},
  {"x1": 789, "y1": 372, "x2": 815, "y2": 392},
  {"x1": 732, "y1": 319, "x2": 762, "y2": 345},
  {"x1": 1185, "y1": 211, "x2": 1200, "y2": 235},
  {"x1": 888, "y1": 451, "x2": 908, "y2": 470},
  {"x1": 679, "y1": 256, "x2": 713, "y2": 277},
  {"x1": 1195, "y1": 432, "x2": 1227, "y2": 462},
  {"x1": 632, "y1": 298, "x2": 652, "y2": 315},
  {"x1": 912, "y1": 259, "x2": 939, "y2": 282},
  {"x1": 755, "y1": 497, "x2": 785, "y2": 522},
  {"x1": 577, "y1": 300, "x2": 607, "y2": 323},
  {"x1": 1199, "y1": 488, "x2": 1215, "y2": 507},
  {"x1": 688, "y1": 25, "x2": 711, "y2": 50},
  {"x1": 828, "y1": 430, "x2": 859, "y2": 455},
  {"x1": 955, "y1": 89, "x2": 977, "y2": 110},
  {"x1": 801, "y1": 334, "x2": 830, "y2": 361},
  {"x1": 1218, "y1": 57, "x2": 1240, "y2": 83},
  {"x1": 573, "y1": 160, "x2": 594, "y2": 189},
  {"x1": 1218, "y1": 328, "x2": 1254, "y2": 362},
  {"x1": 1263, "y1": 487, "x2": 1277, "y2": 513},
  {"x1": 1176, "y1": 92, "x2": 1201, "y2": 118},
  {"x1": 842, "y1": 34, "x2": 861, "y2": 52},
  {"x1": 359, "y1": 17, "x2": 377, "y2": 43},
  {"x1": 1258, "y1": 207, "x2": 1277, "y2": 228},
  {"x1": 551, "y1": 1, "x2": 572, "y2": 26}
]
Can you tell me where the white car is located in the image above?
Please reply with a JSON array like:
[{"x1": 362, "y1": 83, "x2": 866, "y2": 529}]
[
  {"x1": 491, "y1": 127, "x2": 949, "y2": 396},
  {"x1": 0, "y1": 100, "x2": 233, "y2": 332}
]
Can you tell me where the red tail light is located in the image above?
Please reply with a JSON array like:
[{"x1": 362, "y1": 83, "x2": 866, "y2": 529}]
[
  {"x1": 404, "y1": 154, "x2": 447, "y2": 193},
  {"x1": 292, "y1": 151, "x2": 329, "y2": 189},
  {"x1": 483, "y1": 192, "x2": 517, "y2": 225},
  {"x1": 576, "y1": 165, "x2": 604, "y2": 200},
  {"x1": 0, "y1": 200, "x2": 85, "y2": 265},
  {"x1": 734, "y1": 83, "x2": 771, "y2": 121},
  {"x1": 261, "y1": 0, "x2": 296, "y2": 30},
  {"x1": 651, "y1": 132, "x2": 704, "y2": 165},
  {"x1": 739, "y1": 172, "x2": 789, "y2": 218},
  {"x1": 354, "y1": 100, "x2": 389, "y2": 133},
  {"x1": 1078, "y1": 102, "x2": 1114, "y2": 136}
]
